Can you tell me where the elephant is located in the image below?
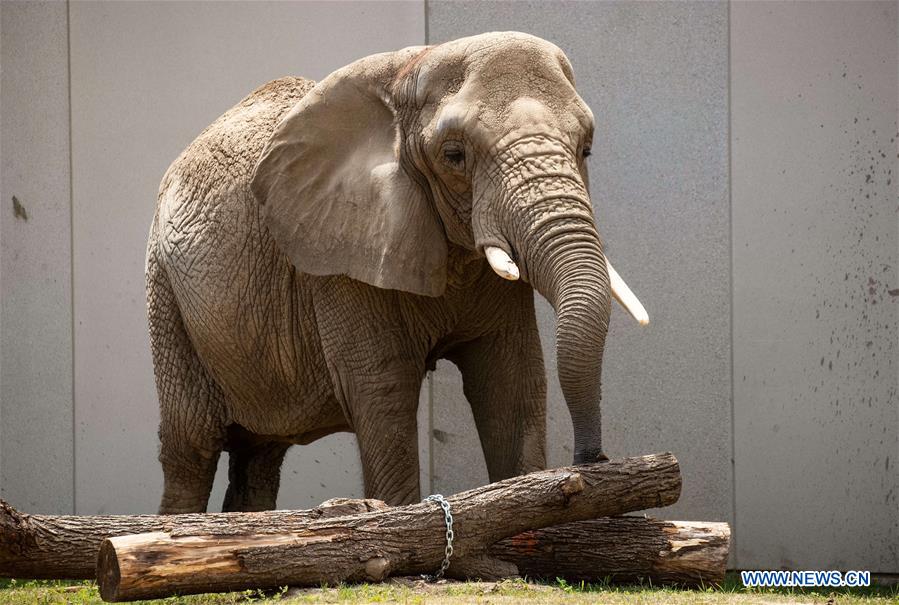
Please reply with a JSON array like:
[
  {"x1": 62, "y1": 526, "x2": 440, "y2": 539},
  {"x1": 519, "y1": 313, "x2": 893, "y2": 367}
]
[{"x1": 147, "y1": 31, "x2": 648, "y2": 514}]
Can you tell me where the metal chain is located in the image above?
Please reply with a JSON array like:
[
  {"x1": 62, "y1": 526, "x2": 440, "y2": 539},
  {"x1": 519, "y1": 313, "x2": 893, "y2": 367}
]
[{"x1": 422, "y1": 494, "x2": 454, "y2": 580}]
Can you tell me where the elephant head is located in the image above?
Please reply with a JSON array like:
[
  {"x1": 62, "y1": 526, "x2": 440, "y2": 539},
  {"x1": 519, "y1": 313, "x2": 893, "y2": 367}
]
[{"x1": 250, "y1": 32, "x2": 648, "y2": 464}]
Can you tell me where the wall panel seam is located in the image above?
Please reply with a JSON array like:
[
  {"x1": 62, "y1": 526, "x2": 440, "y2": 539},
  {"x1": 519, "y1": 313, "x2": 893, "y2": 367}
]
[
  {"x1": 726, "y1": 0, "x2": 737, "y2": 569},
  {"x1": 66, "y1": 0, "x2": 77, "y2": 515},
  {"x1": 424, "y1": 0, "x2": 430, "y2": 45}
]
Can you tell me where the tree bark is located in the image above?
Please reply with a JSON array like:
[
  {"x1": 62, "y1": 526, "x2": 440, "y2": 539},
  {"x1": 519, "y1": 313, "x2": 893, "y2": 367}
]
[
  {"x1": 97, "y1": 454, "x2": 681, "y2": 601},
  {"x1": 490, "y1": 517, "x2": 731, "y2": 586},
  {"x1": 0, "y1": 498, "x2": 388, "y2": 579}
]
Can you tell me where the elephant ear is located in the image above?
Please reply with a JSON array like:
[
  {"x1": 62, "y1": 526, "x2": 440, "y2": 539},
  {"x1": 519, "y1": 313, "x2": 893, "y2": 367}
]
[{"x1": 251, "y1": 48, "x2": 447, "y2": 297}]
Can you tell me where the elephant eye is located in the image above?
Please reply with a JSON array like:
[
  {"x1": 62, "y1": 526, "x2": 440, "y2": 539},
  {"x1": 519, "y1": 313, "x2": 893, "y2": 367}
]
[
  {"x1": 582, "y1": 146, "x2": 592, "y2": 159},
  {"x1": 442, "y1": 143, "x2": 465, "y2": 169}
]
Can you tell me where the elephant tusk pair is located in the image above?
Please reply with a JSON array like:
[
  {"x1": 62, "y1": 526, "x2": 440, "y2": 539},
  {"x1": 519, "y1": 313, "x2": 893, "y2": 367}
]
[{"x1": 484, "y1": 245, "x2": 649, "y2": 326}]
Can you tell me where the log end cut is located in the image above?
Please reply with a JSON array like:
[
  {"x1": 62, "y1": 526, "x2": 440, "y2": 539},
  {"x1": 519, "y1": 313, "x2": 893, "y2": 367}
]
[
  {"x1": 652, "y1": 521, "x2": 731, "y2": 586},
  {"x1": 97, "y1": 539, "x2": 122, "y2": 602}
]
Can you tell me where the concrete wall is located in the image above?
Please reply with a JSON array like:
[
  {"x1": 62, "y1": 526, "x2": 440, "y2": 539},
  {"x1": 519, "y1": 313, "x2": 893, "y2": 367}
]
[
  {"x1": 731, "y1": 0, "x2": 898, "y2": 572},
  {"x1": 0, "y1": 0, "x2": 73, "y2": 514},
  {"x1": 1, "y1": 0, "x2": 896, "y2": 571}
]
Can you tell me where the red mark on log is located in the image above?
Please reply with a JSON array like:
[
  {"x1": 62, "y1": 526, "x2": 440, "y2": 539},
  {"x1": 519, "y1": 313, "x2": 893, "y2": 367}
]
[{"x1": 509, "y1": 530, "x2": 540, "y2": 554}]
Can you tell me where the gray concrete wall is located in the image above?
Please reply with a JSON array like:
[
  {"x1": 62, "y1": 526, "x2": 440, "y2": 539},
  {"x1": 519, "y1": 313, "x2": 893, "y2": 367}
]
[
  {"x1": 0, "y1": 0, "x2": 73, "y2": 514},
  {"x1": 731, "y1": 0, "x2": 898, "y2": 572},
  {"x1": 1, "y1": 0, "x2": 897, "y2": 572}
]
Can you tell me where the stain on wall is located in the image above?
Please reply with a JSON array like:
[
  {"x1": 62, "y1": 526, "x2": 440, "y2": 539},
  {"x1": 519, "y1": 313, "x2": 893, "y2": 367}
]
[{"x1": 732, "y1": 0, "x2": 898, "y2": 571}]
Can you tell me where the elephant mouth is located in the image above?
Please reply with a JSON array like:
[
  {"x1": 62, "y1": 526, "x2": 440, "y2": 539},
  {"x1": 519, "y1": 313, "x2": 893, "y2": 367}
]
[{"x1": 483, "y1": 244, "x2": 649, "y2": 326}]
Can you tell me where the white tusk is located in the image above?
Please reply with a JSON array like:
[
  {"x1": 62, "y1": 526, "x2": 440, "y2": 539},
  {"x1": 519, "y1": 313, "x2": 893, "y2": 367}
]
[
  {"x1": 485, "y1": 246, "x2": 520, "y2": 281},
  {"x1": 606, "y1": 260, "x2": 649, "y2": 326}
]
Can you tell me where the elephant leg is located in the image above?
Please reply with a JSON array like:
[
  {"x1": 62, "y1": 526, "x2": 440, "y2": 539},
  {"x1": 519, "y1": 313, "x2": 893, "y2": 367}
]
[
  {"x1": 314, "y1": 280, "x2": 426, "y2": 506},
  {"x1": 450, "y1": 327, "x2": 547, "y2": 482},
  {"x1": 222, "y1": 441, "x2": 290, "y2": 512},
  {"x1": 158, "y1": 447, "x2": 221, "y2": 515},
  {"x1": 350, "y1": 366, "x2": 424, "y2": 505},
  {"x1": 148, "y1": 243, "x2": 226, "y2": 514}
]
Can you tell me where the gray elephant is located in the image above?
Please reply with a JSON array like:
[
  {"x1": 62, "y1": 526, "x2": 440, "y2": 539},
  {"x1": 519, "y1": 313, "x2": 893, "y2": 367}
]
[{"x1": 147, "y1": 31, "x2": 647, "y2": 514}]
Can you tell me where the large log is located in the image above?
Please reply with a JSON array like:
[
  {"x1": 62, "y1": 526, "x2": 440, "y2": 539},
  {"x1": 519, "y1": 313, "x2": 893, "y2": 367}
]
[
  {"x1": 490, "y1": 517, "x2": 731, "y2": 586},
  {"x1": 0, "y1": 497, "x2": 388, "y2": 579},
  {"x1": 0, "y1": 499, "x2": 728, "y2": 587},
  {"x1": 97, "y1": 454, "x2": 681, "y2": 601},
  {"x1": 0, "y1": 500, "x2": 729, "y2": 589},
  {"x1": 0, "y1": 502, "x2": 729, "y2": 589}
]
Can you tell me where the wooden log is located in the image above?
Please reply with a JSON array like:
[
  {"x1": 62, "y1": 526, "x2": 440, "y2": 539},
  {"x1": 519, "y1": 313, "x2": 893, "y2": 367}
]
[
  {"x1": 1, "y1": 498, "x2": 728, "y2": 588},
  {"x1": 1, "y1": 497, "x2": 728, "y2": 588},
  {"x1": 489, "y1": 517, "x2": 731, "y2": 586},
  {"x1": 97, "y1": 453, "x2": 681, "y2": 601},
  {"x1": 0, "y1": 497, "x2": 388, "y2": 579}
]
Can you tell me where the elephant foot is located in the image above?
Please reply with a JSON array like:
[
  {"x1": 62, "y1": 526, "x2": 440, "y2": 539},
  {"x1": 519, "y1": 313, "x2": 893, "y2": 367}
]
[{"x1": 573, "y1": 448, "x2": 609, "y2": 465}]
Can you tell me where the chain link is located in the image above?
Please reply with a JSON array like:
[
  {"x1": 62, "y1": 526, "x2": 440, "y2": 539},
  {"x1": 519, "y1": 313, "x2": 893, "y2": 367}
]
[{"x1": 422, "y1": 494, "x2": 454, "y2": 580}]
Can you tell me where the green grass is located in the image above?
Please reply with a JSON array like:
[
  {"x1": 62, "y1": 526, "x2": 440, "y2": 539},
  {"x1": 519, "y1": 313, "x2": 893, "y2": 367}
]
[{"x1": 0, "y1": 575, "x2": 896, "y2": 604}]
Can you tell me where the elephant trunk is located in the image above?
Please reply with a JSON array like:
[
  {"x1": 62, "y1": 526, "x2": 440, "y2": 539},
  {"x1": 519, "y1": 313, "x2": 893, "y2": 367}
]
[
  {"x1": 474, "y1": 160, "x2": 612, "y2": 463},
  {"x1": 524, "y1": 212, "x2": 611, "y2": 464}
]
